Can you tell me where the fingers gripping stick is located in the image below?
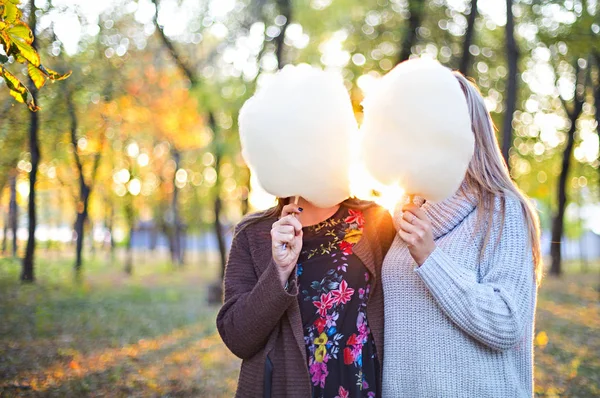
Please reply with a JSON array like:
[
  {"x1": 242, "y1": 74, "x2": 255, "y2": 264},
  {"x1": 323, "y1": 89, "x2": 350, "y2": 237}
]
[{"x1": 282, "y1": 196, "x2": 300, "y2": 250}]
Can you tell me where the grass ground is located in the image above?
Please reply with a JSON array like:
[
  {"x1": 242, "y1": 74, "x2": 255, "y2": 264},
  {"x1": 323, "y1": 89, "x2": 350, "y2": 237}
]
[{"x1": 0, "y1": 253, "x2": 598, "y2": 397}]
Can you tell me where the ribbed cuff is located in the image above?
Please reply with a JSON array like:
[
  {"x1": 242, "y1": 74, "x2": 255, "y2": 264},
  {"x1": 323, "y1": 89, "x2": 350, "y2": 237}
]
[
  {"x1": 256, "y1": 259, "x2": 299, "y2": 304},
  {"x1": 415, "y1": 246, "x2": 477, "y2": 295}
]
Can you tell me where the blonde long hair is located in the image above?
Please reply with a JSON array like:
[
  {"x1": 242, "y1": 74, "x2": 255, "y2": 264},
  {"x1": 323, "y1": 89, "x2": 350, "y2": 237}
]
[{"x1": 453, "y1": 72, "x2": 543, "y2": 284}]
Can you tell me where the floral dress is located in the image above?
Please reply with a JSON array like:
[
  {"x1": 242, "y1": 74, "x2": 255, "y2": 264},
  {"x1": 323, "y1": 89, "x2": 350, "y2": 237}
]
[{"x1": 297, "y1": 205, "x2": 378, "y2": 398}]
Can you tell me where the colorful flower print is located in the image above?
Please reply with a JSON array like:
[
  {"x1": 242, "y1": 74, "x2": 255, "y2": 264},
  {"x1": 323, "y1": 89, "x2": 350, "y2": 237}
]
[{"x1": 331, "y1": 280, "x2": 355, "y2": 305}]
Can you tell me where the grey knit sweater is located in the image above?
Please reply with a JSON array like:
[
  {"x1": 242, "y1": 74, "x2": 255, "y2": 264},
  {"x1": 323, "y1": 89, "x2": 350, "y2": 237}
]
[{"x1": 382, "y1": 190, "x2": 537, "y2": 397}]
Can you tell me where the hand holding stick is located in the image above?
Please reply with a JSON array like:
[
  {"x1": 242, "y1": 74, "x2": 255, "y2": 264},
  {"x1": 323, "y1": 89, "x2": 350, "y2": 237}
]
[
  {"x1": 399, "y1": 194, "x2": 435, "y2": 266},
  {"x1": 271, "y1": 196, "x2": 303, "y2": 287}
]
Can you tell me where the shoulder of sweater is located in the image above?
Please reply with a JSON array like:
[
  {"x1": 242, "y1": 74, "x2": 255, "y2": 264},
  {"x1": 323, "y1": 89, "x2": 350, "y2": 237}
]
[
  {"x1": 491, "y1": 193, "x2": 526, "y2": 221},
  {"x1": 487, "y1": 193, "x2": 530, "y2": 245}
]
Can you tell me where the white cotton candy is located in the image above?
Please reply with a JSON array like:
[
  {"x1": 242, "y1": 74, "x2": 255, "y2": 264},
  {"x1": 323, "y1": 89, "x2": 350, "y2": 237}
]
[
  {"x1": 361, "y1": 59, "x2": 474, "y2": 202},
  {"x1": 239, "y1": 64, "x2": 356, "y2": 208}
]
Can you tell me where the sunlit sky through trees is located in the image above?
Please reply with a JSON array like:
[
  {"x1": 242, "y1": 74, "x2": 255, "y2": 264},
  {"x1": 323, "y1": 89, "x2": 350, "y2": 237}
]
[{"x1": 10, "y1": 0, "x2": 600, "y2": 239}]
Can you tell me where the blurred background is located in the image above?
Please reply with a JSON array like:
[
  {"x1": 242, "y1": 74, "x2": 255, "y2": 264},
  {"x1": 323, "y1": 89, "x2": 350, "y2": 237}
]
[{"x1": 0, "y1": 0, "x2": 598, "y2": 396}]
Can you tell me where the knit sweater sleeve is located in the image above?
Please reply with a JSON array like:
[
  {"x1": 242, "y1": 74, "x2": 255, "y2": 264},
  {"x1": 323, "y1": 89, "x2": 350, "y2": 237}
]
[
  {"x1": 415, "y1": 198, "x2": 536, "y2": 351},
  {"x1": 216, "y1": 225, "x2": 298, "y2": 359}
]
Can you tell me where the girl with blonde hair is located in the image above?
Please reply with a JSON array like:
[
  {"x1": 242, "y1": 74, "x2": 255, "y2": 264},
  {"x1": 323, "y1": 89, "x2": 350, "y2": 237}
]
[{"x1": 382, "y1": 72, "x2": 542, "y2": 397}]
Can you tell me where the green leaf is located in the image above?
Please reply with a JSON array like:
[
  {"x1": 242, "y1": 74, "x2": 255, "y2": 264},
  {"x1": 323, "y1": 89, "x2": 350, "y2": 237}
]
[{"x1": 0, "y1": 53, "x2": 7, "y2": 63}]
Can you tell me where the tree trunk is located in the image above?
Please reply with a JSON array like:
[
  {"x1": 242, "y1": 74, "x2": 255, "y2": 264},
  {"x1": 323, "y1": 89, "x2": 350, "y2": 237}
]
[
  {"x1": 124, "y1": 200, "x2": 134, "y2": 275},
  {"x1": 8, "y1": 174, "x2": 18, "y2": 257},
  {"x1": 550, "y1": 62, "x2": 585, "y2": 277},
  {"x1": 397, "y1": 0, "x2": 424, "y2": 64},
  {"x1": 211, "y1": 114, "x2": 228, "y2": 279},
  {"x1": 2, "y1": 204, "x2": 7, "y2": 256},
  {"x1": 152, "y1": 0, "x2": 229, "y2": 300},
  {"x1": 550, "y1": 123, "x2": 576, "y2": 276},
  {"x1": 89, "y1": 219, "x2": 96, "y2": 258},
  {"x1": 594, "y1": 52, "x2": 600, "y2": 201},
  {"x1": 104, "y1": 195, "x2": 115, "y2": 262},
  {"x1": 22, "y1": 0, "x2": 39, "y2": 283},
  {"x1": 214, "y1": 196, "x2": 227, "y2": 280},
  {"x1": 274, "y1": 0, "x2": 292, "y2": 68},
  {"x1": 501, "y1": 0, "x2": 518, "y2": 168},
  {"x1": 240, "y1": 180, "x2": 250, "y2": 215},
  {"x1": 171, "y1": 148, "x2": 183, "y2": 266},
  {"x1": 22, "y1": 106, "x2": 38, "y2": 282},
  {"x1": 459, "y1": 0, "x2": 478, "y2": 76},
  {"x1": 73, "y1": 188, "x2": 90, "y2": 273},
  {"x1": 67, "y1": 90, "x2": 91, "y2": 273},
  {"x1": 577, "y1": 189, "x2": 587, "y2": 272},
  {"x1": 149, "y1": 223, "x2": 158, "y2": 251}
]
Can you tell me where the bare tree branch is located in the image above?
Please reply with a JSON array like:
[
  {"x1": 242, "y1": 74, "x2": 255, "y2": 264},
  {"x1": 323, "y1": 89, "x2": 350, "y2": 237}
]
[
  {"x1": 550, "y1": 57, "x2": 587, "y2": 276},
  {"x1": 66, "y1": 89, "x2": 86, "y2": 189},
  {"x1": 397, "y1": 0, "x2": 424, "y2": 64},
  {"x1": 459, "y1": 0, "x2": 478, "y2": 75},
  {"x1": 151, "y1": 0, "x2": 198, "y2": 86},
  {"x1": 274, "y1": 0, "x2": 292, "y2": 68},
  {"x1": 501, "y1": 0, "x2": 519, "y2": 168}
]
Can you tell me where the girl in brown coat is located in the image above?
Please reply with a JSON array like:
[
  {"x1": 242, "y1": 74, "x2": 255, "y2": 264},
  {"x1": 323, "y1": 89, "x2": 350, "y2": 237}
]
[{"x1": 217, "y1": 197, "x2": 395, "y2": 398}]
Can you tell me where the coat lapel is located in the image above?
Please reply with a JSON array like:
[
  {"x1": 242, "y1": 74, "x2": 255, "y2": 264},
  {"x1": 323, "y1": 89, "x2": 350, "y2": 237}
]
[
  {"x1": 250, "y1": 223, "x2": 307, "y2": 364},
  {"x1": 287, "y1": 292, "x2": 308, "y2": 363},
  {"x1": 353, "y1": 209, "x2": 378, "y2": 286}
]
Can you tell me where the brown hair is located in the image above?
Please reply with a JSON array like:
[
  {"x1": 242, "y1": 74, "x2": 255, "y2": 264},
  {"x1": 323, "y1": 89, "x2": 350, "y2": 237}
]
[
  {"x1": 453, "y1": 72, "x2": 543, "y2": 285},
  {"x1": 235, "y1": 197, "x2": 376, "y2": 237}
]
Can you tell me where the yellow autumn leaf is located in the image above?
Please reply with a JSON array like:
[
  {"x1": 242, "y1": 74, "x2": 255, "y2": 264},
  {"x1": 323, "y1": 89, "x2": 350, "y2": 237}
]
[
  {"x1": 6, "y1": 23, "x2": 40, "y2": 66},
  {"x1": 535, "y1": 331, "x2": 549, "y2": 347},
  {"x1": 27, "y1": 62, "x2": 46, "y2": 89},
  {"x1": 0, "y1": 3, "x2": 71, "y2": 110},
  {"x1": 0, "y1": 65, "x2": 39, "y2": 111},
  {"x1": 42, "y1": 65, "x2": 71, "y2": 81},
  {"x1": 1, "y1": 1, "x2": 20, "y2": 24},
  {"x1": 6, "y1": 21, "x2": 32, "y2": 44}
]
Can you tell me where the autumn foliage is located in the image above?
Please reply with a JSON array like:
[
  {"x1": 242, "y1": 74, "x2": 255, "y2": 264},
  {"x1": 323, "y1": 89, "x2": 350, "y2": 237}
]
[{"x1": 0, "y1": 0, "x2": 70, "y2": 110}]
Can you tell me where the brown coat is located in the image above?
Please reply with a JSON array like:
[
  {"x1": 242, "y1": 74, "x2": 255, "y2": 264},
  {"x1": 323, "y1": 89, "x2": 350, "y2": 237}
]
[{"x1": 216, "y1": 203, "x2": 395, "y2": 398}]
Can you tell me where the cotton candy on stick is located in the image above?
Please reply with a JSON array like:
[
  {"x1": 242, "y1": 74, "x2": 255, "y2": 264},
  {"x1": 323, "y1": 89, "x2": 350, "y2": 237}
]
[
  {"x1": 239, "y1": 64, "x2": 357, "y2": 208},
  {"x1": 361, "y1": 59, "x2": 474, "y2": 204}
]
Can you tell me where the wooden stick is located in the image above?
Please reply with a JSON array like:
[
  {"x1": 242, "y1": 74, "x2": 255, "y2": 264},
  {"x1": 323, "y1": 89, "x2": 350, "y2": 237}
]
[
  {"x1": 291, "y1": 196, "x2": 300, "y2": 218},
  {"x1": 283, "y1": 196, "x2": 300, "y2": 250}
]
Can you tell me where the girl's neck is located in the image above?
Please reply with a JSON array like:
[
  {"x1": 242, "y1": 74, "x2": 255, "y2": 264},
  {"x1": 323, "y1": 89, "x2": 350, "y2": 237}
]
[{"x1": 294, "y1": 197, "x2": 341, "y2": 227}]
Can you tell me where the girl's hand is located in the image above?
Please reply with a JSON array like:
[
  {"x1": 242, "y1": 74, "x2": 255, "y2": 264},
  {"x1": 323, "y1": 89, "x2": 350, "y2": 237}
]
[
  {"x1": 271, "y1": 204, "x2": 303, "y2": 286},
  {"x1": 398, "y1": 203, "x2": 436, "y2": 266}
]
